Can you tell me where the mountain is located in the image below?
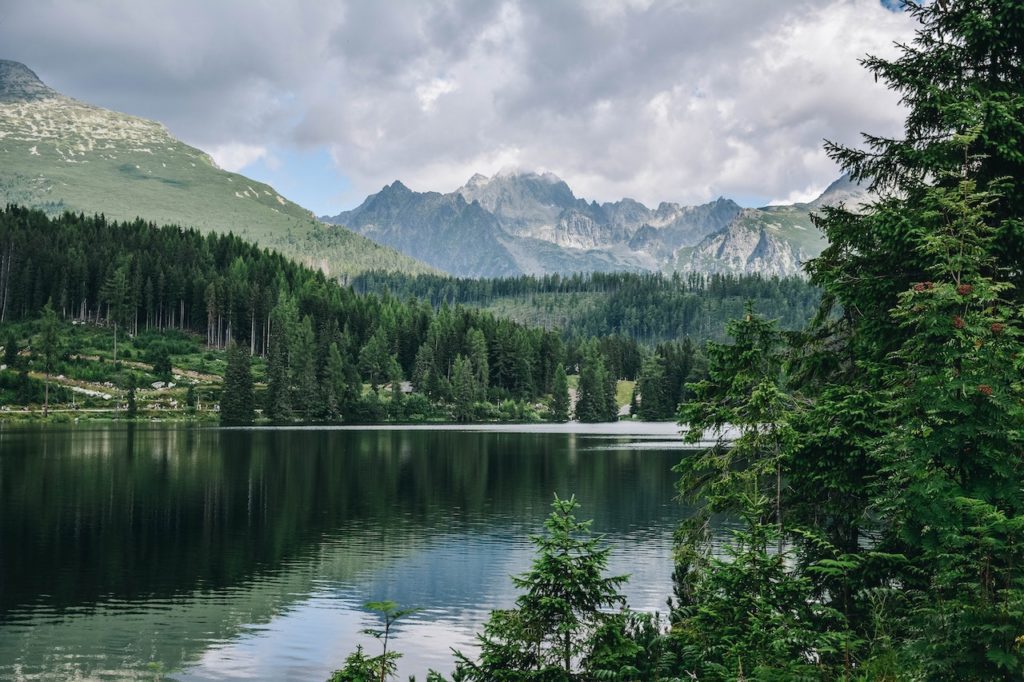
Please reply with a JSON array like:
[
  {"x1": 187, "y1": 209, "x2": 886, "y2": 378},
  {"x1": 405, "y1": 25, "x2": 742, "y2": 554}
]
[
  {"x1": 0, "y1": 60, "x2": 432, "y2": 277},
  {"x1": 324, "y1": 169, "x2": 866, "y2": 278},
  {"x1": 329, "y1": 181, "x2": 521, "y2": 277}
]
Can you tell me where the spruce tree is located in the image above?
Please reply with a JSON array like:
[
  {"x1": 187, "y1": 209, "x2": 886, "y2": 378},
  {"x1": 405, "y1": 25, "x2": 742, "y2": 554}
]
[
  {"x1": 550, "y1": 364, "x2": 570, "y2": 422},
  {"x1": 636, "y1": 354, "x2": 669, "y2": 420},
  {"x1": 455, "y1": 495, "x2": 630, "y2": 679},
  {"x1": 265, "y1": 297, "x2": 295, "y2": 421},
  {"x1": 466, "y1": 328, "x2": 490, "y2": 401},
  {"x1": 38, "y1": 299, "x2": 60, "y2": 417},
  {"x1": 221, "y1": 342, "x2": 255, "y2": 425},
  {"x1": 125, "y1": 376, "x2": 138, "y2": 419},
  {"x1": 575, "y1": 344, "x2": 610, "y2": 423},
  {"x1": 291, "y1": 315, "x2": 319, "y2": 419},
  {"x1": 451, "y1": 354, "x2": 476, "y2": 422},
  {"x1": 3, "y1": 331, "x2": 18, "y2": 368}
]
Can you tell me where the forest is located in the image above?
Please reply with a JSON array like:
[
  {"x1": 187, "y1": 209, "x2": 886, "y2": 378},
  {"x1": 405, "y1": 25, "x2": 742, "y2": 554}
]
[
  {"x1": 0, "y1": 206, "x2": 698, "y2": 424},
  {"x1": 326, "y1": 2, "x2": 1024, "y2": 679},
  {"x1": 352, "y1": 269, "x2": 821, "y2": 343}
]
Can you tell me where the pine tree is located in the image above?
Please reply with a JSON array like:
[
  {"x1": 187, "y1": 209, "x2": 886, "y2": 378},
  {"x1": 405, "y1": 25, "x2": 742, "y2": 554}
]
[
  {"x1": 125, "y1": 376, "x2": 138, "y2": 419},
  {"x1": 636, "y1": 354, "x2": 670, "y2": 420},
  {"x1": 38, "y1": 298, "x2": 60, "y2": 417},
  {"x1": 550, "y1": 364, "x2": 570, "y2": 422},
  {"x1": 220, "y1": 342, "x2": 255, "y2": 425},
  {"x1": 359, "y1": 327, "x2": 394, "y2": 387},
  {"x1": 451, "y1": 354, "x2": 476, "y2": 422},
  {"x1": 466, "y1": 328, "x2": 490, "y2": 401},
  {"x1": 265, "y1": 296, "x2": 295, "y2": 421},
  {"x1": 574, "y1": 343, "x2": 611, "y2": 423},
  {"x1": 100, "y1": 259, "x2": 132, "y2": 365},
  {"x1": 455, "y1": 495, "x2": 630, "y2": 679},
  {"x1": 3, "y1": 330, "x2": 18, "y2": 367},
  {"x1": 291, "y1": 315, "x2": 319, "y2": 419}
]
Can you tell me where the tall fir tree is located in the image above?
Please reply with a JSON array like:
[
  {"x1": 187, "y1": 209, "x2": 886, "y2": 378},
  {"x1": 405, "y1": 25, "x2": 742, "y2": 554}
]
[
  {"x1": 220, "y1": 342, "x2": 255, "y2": 426},
  {"x1": 38, "y1": 298, "x2": 60, "y2": 417},
  {"x1": 550, "y1": 364, "x2": 570, "y2": 422}
]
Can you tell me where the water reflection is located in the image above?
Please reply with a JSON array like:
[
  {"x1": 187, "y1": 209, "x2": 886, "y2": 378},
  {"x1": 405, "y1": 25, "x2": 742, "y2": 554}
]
[{"x1": 0, "y1": 425, "x2": 692, "y2": 679}]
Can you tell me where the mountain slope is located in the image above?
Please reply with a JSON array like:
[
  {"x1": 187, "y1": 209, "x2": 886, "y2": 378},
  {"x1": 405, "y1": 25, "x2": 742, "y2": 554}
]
[
  {"x1": 325, "y1": 168, "x2": 863, "y2": 278},
  {"x1": 0, "y1": 60, "x2": 432, "y2": 277},
  {"x1": 331, "y1": 181, "x2": 521, "y2": 277}
]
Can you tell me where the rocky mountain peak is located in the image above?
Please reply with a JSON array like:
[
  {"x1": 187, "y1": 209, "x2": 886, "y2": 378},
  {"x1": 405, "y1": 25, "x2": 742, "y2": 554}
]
[
  {"x1": 465, "y1": 172, "x2": 490, "y2": 188},
  {"x1": 0, "y1": 60, "x2": 57, "y2": 103}
]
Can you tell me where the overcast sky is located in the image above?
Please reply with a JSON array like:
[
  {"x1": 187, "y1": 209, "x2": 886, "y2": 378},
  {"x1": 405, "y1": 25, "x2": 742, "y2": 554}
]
[{"x1": 1, "y1": 0, "x2": 916, "y2": 214}]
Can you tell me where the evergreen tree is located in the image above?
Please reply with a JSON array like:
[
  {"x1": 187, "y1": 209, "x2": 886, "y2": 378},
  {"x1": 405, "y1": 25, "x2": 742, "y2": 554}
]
[
  {"x1": 636, "y1": 353, "x2": 670, "y2": 420},
  {"x1": 220, "y1": 342, "x2": 255, "y2": 425},
  {"x1": 451, "y1": 354, "x2": 476, "y2": 422},
  {"x1": 291, "y1": 315, "x2": 319, "y2": 419},
  {"x1": 466, "y1": 327, "x2": 489, "y2": 401},
  {"x1": 550, "y1": 364, "x2": 570, "y2": 422},
  {"x1": 359, "y1": 327, "x2": 394, "y2": 387},
  {"x1": 38, "y1": 298, "x2": 60, "y2": 416},
  {"x1": 575, "y1": 343, "x2": 612, "y2": 423},
  {"x1": 265, "y1": 296, "x2": 295, "y2": 421},
  {"x1": 125, "y1": 376, "x2": 138, "y2": 419},
  {"x1": 321, "y1": 341, "x2": 346, "y2": 420},
  {"x1": 100, "y1": 259, "x2": 132, "y2": 365},
  {"x1": 3, "y1": 331, "x2": 18, "y2": 367},
  {"x1": 455, "y1": 495, "x2": 630, "y2": 680}
]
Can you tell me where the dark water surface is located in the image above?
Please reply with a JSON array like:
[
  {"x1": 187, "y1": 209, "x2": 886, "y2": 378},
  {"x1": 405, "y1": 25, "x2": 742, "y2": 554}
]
[{"x1": 0, "y1": 424, "x2": 694, "y2": 680}]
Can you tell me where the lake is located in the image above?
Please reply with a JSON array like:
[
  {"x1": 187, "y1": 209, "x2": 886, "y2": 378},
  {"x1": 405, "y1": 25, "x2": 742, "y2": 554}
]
[{"x1": 0, "y1": 423, "x2": 703, "y2": 680}]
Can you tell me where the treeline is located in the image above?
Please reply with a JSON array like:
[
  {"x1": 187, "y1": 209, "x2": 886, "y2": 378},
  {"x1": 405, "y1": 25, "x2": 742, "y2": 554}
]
[
  {"x1": 351, "y1": 270, "x2": 821, "y2": 342},
  {"x1": 0, "y1": 206, "x2": 681, "y2": 422}
]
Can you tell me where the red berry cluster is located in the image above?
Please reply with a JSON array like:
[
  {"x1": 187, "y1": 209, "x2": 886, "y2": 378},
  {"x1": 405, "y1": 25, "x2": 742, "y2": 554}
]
[
  {"x1": 957, "y1": 283, "x2": 973, "y2": 296},
  {"x1": 952, "y1": 315, "x2": 965, "y2": 329},
  {"x1": 991, "y1": 323, "x2": 1005, "y2": 334}
]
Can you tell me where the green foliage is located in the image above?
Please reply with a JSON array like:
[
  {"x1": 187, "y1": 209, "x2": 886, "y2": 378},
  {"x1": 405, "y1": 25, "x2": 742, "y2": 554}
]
[
  {"x1": 664, "y1": 4, "x2": 1024, "y2": 681},
  {"x1": 550, "y1": 364, "x2": 570, "y2": 422},
  {"x1": 328, "y1": 601, "x2": 418, "y2": 682},
  {"x1": 146, "y1": 346, "x2": 173, "y2": 382},
  {"x1": 220, "y1": 343, "x2": 255, "y2": 426},
  {"x1": 669, "y1": 496, "x2": 854, "y2": 680},
  {"x1": 454, "y1": 495, "x2": 631, "y2": 680},
  {"x1": 3, "y1": 330, "x2": 18, "y2": 367},
  {"x1": 38, "y1": 299, "x2": 60, "y2": 415},
  {"x1": 125, "y1": 376, "x2": 138, "y2": 419},
  {"x1": 574, "y1": 343, "x2": 616, "y2": 423},
  {"x1": 451, "y1": 354, "x2": 476, "y2": 422},
  {"x1": 353, "y1": 270, "x2": 821, "y2": 345}
]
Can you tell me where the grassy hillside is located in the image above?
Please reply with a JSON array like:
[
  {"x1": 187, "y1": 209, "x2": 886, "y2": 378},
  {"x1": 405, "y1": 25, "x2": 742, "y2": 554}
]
[{"x1": 0, "y1": 67, "x2": 433, "y2": 278}]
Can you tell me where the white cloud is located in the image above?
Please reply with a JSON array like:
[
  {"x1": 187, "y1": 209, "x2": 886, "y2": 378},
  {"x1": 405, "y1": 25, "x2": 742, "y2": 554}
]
[
  {"x1": 208, "y1": 143, "x2": 268, "y2": 172},
  {"x1": 1, "y1": 0, "x2": 918, "y2": 212},
  {"x1": 416, "y1": 77, "x2": 459, "y2": 112}
]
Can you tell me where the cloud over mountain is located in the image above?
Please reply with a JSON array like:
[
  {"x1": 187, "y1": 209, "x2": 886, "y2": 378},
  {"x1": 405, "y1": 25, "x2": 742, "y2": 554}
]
[{"x1": 0, "y1": 0, "x2": 915, "y2": 214}]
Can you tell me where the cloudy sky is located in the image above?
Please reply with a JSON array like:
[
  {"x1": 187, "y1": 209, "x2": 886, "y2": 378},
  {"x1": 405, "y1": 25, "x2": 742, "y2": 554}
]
[{"x1": 1, "y1": 0, "x2": 916, "y2": 214}]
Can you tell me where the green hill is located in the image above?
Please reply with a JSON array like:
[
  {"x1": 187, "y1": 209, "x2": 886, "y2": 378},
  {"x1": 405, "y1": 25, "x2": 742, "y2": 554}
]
[{"x1": 0, "y1": 60, "x2": 432, "y2": 278}]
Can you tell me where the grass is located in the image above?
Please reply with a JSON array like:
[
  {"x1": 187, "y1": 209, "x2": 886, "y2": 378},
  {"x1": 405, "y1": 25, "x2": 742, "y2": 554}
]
[{"x1": 0, "y1": 95, "x2": 435, "y2": 278}]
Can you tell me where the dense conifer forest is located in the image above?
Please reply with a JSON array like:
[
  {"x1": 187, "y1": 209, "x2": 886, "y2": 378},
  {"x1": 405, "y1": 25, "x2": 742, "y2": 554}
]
[
  {"x1": 352, "y1": 270, "x2": 821, "y2": 342},
  {"x1": 0, "y1": 206, "x2": 685, "y2": 422}
]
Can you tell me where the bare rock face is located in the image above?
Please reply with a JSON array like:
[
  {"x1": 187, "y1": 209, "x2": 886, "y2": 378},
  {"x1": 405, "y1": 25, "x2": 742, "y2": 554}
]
[
  {"x1": 324, "y1": 169, "x2": 861, "y2": 277},
  {"x1": 0, "y1": 61, "x2": 57, "y2": 102}
]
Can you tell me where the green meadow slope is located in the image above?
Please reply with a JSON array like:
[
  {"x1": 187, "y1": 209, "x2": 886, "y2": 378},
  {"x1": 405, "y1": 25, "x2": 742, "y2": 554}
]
[{"x1": 0, "y1": 60, "x2": 433, "y2": 277}]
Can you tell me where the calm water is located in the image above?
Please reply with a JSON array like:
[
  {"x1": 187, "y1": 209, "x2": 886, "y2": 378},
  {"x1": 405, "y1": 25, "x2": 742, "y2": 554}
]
[{"x1": 0, "y1": 423, "x2": 698, "y2": 680}]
